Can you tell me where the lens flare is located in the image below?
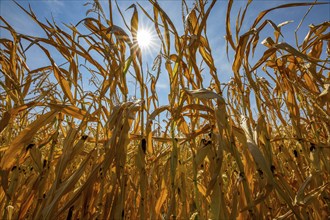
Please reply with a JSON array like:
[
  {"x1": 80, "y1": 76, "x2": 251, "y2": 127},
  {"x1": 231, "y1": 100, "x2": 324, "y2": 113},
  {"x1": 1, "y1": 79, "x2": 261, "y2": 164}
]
[{"x1": 137, "y1": 29, "x2": 152, "y2": 49}]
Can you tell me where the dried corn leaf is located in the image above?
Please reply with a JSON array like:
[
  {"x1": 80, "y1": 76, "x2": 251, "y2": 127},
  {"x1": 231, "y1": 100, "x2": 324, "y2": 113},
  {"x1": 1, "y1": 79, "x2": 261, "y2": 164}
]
[
  {"x1": 48, "y1": 104, "x2": 97, "y2": 121},
  {"x1": 0, "y1": 110, "x2": 58, "y2": 170},
  {"x1": 155, "y1": 178, "x2": 168, "y2": 215},
  {"x1": 53, "y1": 66, "x2": 74, "y2": 104},
  {"x1": 194, "y1": 140, "x2": 211, "y2": 167},
  {"x1": 184, "y1": 88, "x2": 225, "y2": 103}
]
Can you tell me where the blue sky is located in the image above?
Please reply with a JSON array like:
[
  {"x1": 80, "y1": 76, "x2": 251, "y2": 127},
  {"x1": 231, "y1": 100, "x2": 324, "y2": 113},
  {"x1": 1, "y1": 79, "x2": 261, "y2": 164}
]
[{"x1": 1, "y1": 0, "x2": 329, "y2": 111}]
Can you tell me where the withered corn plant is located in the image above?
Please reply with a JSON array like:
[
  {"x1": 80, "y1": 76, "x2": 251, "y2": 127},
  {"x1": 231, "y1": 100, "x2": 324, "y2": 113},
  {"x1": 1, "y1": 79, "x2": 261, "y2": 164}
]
[{"x1": 0, "y1": 0, "x2": 329, "y2": 219}]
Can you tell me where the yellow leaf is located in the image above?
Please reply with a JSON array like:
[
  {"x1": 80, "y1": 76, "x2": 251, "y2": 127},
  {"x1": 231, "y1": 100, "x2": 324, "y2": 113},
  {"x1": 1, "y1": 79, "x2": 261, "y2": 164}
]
[
  {"x1": 194, "y1": 140, "x2": 211, "y2": 167},
  {"x1": 0, "y1": 110, "x2": 58, "y2": 170},
  {"x1": 155, "y1": 178, "x2": 168, "y2": 215},
  {"x1": 184, "y1": 88, "x2": 225, "y2": 103},
  {"x1": 53, "y1": 67, "x2": 74, "y2": 104},
  {"x1": 48, "y1": 104, "x2": 97, "y2": 121}
]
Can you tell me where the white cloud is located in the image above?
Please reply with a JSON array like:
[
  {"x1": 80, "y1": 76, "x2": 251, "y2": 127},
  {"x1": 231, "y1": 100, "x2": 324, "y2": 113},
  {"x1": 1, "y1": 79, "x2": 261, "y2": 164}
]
[
  {"x1": 157, "y1": 83, "x2": 169, "y2": 89},
  {"x1": 47, "y1": 0, "x2": 64, "y2": 7}
]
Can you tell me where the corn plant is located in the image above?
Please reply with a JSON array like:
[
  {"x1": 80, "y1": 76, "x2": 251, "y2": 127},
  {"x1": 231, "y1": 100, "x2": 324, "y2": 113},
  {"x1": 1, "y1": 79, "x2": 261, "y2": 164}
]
[{"x1": 0, "y1": 0, "x2": 329, "y2": 219}]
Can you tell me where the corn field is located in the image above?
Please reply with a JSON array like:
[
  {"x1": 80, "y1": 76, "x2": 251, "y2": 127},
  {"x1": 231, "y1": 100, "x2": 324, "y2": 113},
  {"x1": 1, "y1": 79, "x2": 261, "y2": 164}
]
[{"x1": 0, "y1": 0, "x2": 329, "y2": 219}]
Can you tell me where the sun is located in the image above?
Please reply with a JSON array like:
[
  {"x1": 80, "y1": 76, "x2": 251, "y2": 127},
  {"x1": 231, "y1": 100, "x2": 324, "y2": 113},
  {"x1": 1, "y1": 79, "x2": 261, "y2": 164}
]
[{"x1": 137, "y1": 29, "x2": 152, "y2": 50}]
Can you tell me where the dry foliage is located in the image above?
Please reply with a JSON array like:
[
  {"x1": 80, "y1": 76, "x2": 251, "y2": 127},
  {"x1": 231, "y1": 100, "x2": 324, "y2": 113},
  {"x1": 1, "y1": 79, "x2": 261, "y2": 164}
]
[{"x1": 0, "y1": 0, "x2": 329, "y2": 219}]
